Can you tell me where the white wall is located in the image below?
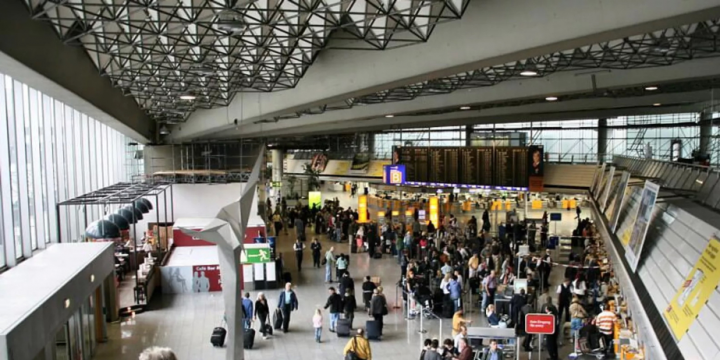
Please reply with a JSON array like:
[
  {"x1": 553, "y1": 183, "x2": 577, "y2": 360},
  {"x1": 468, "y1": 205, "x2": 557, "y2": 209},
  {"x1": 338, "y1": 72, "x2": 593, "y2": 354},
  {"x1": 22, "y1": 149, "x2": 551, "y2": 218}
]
[{"x1": 132, "y1": 183, "x2": 264, "y2": 242}]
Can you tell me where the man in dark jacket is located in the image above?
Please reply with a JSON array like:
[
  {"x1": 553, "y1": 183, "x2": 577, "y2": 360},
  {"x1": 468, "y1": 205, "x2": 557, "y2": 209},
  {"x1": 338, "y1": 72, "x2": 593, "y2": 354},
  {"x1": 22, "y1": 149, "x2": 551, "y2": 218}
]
[
  {"x1": 324, "y1": 287, "x2": 344, "y2": 332},
  {"x1": 510, "y1": 288, "x2": 527, "y2": 327},
  {"x1": 339, "y1": 271, "x2": 355, "y2": 297},
  {"x1": 370, "y1": 290, "x2": 388, "y2": 337},
  {"x1": 311, "y1": 238, "x2": 322, "y2": 268},
  {"x1": 362, "y1": 276, "x2": 377, "y2": 311},
  {"x1": 277, "y1": 282, "x2": 299, "y2": 332},
  {"x1": 518, "y1": 295, "x2": 535, "y2": 351}
]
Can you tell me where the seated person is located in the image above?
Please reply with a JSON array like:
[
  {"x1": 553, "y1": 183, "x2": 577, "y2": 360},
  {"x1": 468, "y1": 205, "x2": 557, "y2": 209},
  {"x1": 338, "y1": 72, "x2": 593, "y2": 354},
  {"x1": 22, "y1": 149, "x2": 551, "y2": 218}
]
[
  {"x1": 480, "y1": 339, "x2": 504, "y2": 360},
  {"x1": 486, "y1": 304, "x2": 500, "y2": 326}
]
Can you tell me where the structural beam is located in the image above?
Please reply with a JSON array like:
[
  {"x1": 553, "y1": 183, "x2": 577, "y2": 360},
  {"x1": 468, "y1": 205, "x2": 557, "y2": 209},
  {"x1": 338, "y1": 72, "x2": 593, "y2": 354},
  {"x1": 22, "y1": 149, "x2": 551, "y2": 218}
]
[
  {"x1": 208, "y1": 57, "x2": 720, "y2": 138},
  {"x1": 171, "y1": 0, "x2": 720, "y2": 141},
  {"x1": 0, "y1": 0, "x2": 154, "y2": 142}
]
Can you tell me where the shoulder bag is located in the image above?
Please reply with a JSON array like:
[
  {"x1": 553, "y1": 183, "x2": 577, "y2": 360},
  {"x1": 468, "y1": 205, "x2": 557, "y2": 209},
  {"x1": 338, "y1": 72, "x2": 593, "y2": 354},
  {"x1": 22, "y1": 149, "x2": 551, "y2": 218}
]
[{"x1": 345, "y1": 337, "x2": 359, "y2": 360}]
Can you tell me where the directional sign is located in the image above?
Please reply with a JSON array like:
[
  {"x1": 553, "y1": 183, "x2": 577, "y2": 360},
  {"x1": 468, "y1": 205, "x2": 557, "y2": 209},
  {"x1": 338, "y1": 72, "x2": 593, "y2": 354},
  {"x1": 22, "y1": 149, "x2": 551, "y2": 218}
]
[
  {"x1": 243, "y1": 248, "x2": 272, "y2": 264},
  {"x1": 525, "y1": 313, "x2": 555, "y2": 335}
]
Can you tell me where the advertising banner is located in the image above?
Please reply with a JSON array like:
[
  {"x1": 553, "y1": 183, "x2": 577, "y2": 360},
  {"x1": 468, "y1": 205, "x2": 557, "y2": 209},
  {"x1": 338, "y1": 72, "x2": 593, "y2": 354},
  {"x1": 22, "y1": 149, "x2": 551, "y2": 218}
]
[
  {"x1": 429, "y1": 196, "x2": 439, "y2": 228},
  {"x1": 624, "y1": 180, "x2": 660, "y2": 272},
  {"x1": 358, "y1": 195, "x2": 368, "y2": 223},
  {"x1": 591, "y1": 163, "x2": 607, "y2": 197},
  {"x1": 664, "y1": 237, "x2": 720, "y2": 340},
  {"x1": 600, "y1": 166, "x2": 616, "y2": 211},
  {"x1": 310, "y1": 153, "x2": 328, "y2": 172},
  {"x1": 528, "y1": 145, "x2": 544, "y2": 176},
  {"x1": 192, "y1": 265, "x2": 222, "y2": 292},
  {"x1": 350, "y1": 153, "x2": 371, "y2": 173},
  {"x1": 368, "y1": 160, "x2": 391, "y2": 177},
  {"x1": 383, "y1": 164, "x2": 406, "y2": 185},
  {"x1": 607, "y1": 171, "x2": 631, "y2": 233},
  {"x1": 308, "y1": 191, "x2": 322, "y2": 209}
]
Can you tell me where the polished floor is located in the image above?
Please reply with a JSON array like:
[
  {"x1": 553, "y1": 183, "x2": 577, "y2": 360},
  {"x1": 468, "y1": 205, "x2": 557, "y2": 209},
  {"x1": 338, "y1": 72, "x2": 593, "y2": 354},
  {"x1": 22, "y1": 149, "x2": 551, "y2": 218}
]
[{"x1": 94, "y1": 188, "x2": 588, "y2": 360}]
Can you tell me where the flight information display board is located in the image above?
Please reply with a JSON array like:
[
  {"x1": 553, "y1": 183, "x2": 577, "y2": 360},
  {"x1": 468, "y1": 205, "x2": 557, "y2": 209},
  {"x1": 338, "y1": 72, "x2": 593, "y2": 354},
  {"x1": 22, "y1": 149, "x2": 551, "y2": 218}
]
[{"x1": 394, "y1": 146, "x2": 529, "y2": 190}]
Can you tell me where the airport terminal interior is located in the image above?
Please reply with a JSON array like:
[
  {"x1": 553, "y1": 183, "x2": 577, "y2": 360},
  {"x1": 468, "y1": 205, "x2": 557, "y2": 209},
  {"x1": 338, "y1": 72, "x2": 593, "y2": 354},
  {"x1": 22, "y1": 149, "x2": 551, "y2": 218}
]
[{"x1": 3, "y1": 1, "x2": 720, "y2": 360}]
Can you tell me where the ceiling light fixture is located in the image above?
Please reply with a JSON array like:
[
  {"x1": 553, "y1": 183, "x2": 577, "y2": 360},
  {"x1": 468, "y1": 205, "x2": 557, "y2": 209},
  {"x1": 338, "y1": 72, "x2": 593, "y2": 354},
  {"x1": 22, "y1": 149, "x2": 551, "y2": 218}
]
[
  {"x1": 179, "y1": 95, "x2": 196, "y2": 100},
  {"x1": 645, "y1": 86, "x2": 658, "y2": 91},
  {"x1": 64, "y1": 299, "x2": 71, "y2": 308},
  {"x1": 159, "y1": 125, "x2": 170, "y2": 135},
  {"x1": 520, "y1": 70, "x2": 538, "y2": 77},
  {"x1": 653, "y1": 103, "x2": 662, "y2": 107},
  {"x1": 545, "y1": 96, "x2": 558, "y2": 101},
  {"x1": 385, "y1": 114, "x2": 395, "y2": 118},
  {"x1": 460, "y1": 106, "x2": 471, "y2": 110}
]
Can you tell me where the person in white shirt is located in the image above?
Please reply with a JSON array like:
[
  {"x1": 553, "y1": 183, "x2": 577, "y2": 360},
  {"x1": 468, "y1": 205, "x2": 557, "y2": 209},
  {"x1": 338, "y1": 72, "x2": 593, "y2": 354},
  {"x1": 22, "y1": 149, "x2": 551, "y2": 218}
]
[
  {"x1": 572, "y1": 274, "x2": 587, "y2": 297},
  {"x1": 441, "y1": 263, "x2": 453, "y2": 276},
  {"x1": 440, "y1": 273, "x2": 451, "y2": 296},
  {"x1": 453, "y1": 325, "x2": 468, "y2": 349}
]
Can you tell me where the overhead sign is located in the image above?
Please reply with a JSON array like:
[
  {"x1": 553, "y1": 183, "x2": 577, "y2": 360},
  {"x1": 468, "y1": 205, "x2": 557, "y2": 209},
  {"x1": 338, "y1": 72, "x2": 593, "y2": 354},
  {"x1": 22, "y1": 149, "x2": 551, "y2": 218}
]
[
  {"x1": 383, "y1": 164, "x2": 406, "y2": 185},
  {"x1": 525, "y1": 313, "x2": 556, "y2": 335},
  {"x1": 664, "y1": 237, "x2": 720, "y2": 340}
]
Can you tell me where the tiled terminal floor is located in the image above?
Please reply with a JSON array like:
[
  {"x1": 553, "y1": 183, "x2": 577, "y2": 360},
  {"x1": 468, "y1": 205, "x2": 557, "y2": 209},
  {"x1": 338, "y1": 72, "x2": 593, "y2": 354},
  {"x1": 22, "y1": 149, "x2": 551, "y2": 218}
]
[{"x1": 94, "y1": 189, "x2": 588, "y2": 360}]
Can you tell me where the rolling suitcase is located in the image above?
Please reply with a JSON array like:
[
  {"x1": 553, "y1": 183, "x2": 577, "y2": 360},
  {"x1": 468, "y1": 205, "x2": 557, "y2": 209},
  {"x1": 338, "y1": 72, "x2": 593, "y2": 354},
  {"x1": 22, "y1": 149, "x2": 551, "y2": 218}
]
[
  {"x1": 211, "y1": 327, "x2": 226, "y2": 347},
  {"x1": 336, "y1": 318, "x2": 351, "y2": 337},
  {"x1": 264, "y1": 323, "x2": 273, "y2": 336},
  {"x1": 366, "y1": 320, "x2": 381, "y2": 340},
  {"x1": 243, "y1": 328, "x2": 255, "y2": 349},
  {"x1": 442, "y1": 298, "x2": 454, "y2": 319},
  {"x1": 273, "y1": 308, "x2": 283, "y2": 330}
]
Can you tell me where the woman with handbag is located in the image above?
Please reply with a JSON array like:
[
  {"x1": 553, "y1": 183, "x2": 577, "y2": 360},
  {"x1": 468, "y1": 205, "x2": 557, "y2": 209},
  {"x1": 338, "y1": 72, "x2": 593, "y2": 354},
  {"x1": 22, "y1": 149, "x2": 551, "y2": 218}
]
[{"x1": 344, "y1": 329, "x2": 372, "y2": 360}]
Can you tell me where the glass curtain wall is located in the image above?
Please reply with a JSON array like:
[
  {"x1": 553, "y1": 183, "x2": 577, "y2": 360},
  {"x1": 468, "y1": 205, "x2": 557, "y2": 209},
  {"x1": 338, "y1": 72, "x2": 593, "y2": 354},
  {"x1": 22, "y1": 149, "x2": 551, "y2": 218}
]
[
  {"x1": 373, "y1": 126, "x2": 467, "y2": 159},
  {"x1": 0, "y1": 72, "x2": 133, "y2": 269}
]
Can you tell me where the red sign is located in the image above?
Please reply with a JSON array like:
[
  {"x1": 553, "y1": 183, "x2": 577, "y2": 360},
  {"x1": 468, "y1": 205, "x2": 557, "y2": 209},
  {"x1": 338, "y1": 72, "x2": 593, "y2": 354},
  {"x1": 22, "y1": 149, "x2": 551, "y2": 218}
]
[
  {"x1": 525, "y1": 313, "x2": 555, "y2": 335},
  {"x1": 192, "y1": 265, "x2": 222, "y2": 292}
]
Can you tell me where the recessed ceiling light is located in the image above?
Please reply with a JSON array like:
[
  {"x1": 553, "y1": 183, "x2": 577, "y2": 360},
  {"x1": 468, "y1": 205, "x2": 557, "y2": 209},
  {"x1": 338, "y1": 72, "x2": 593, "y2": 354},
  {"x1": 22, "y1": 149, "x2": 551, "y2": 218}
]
[
  {"x1": 653, "y1": 103, "x2": 662, "y2": 107},
  {"x1": 545, "y1": 96, "x2": 558, "y2": 101},
  {"x1": 645, "y1": 86, "x2": 658, "y2": 91},
  {"x1": 64, "y1": 299, "x2": 71, "y2": 308},
  {"x1": 385, "y1": 114, "x2": 395, "y2": 118},
  {"x1": 520, "y1": 70, "x2": 538, "y2": 76},
  {"x1": 90, "y1": 274, "x2": 95, "y2": 282},
  {"x1": 179, "y1": 95, "x2": 196, "y2": 100},
  {"x1": 460, "y1": 106, "x2": 471, "y2": 110}
]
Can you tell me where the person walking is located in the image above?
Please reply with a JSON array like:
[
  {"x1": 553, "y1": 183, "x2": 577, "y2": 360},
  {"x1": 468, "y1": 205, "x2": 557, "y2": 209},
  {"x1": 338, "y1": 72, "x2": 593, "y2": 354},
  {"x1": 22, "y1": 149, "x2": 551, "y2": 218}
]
[
  {"x1": 272, "y1": 211, "x2": 283, "y2": 236},
  {"x1": 336, "y1": 254, "x2": 348, "y2": 281},
  {"x1": 324, "y1": 287, "x2": 344, "y2": 332},
  {"x1": 241, "y1": 292, "x2": 254, "y2": 329},
  {"x1": 311, "y1": 238, "x2": 322, "y2": 268},
  {"x1": 369, "y1": 288, "x2": 388, "y2": 337},
  {"x1": 362, "y1": 276, "x2": 377, "y2": 311},
  {"x1": 312, "y1": 308, "x2": 323, "y2": 343},
  {"x1": 325, "y1": 247, "x2": 336, "y2": 283},
  {"x1": 294, "y1": 217, "x2": 305, "y2": 241},
  {"x1": 343, "y1": 329, "x2": 372, "y2": 360},
  {"x1": 293, "y1": 239, "x2": 305, "y2": 272},
  {"x1": 277, "y1": 282, "x2": 299, "y2": 333},
  {"x1": 344, "y1": 289, "x2": 357, "y2": 329},
  {"x1": 339, "y1": 271, "x2": 355, "y2": 297},
  {"x1": 254, "y1": 292, "x2": 270, "y2": 339}
]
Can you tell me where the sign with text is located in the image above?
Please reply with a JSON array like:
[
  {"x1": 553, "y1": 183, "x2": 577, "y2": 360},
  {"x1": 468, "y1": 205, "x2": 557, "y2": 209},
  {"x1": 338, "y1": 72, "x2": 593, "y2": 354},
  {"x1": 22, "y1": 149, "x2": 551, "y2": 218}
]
[
  {"x1": 192, "y1": 265, "x2": 222, "y2": 292},
  {"x1": 664, "y1": 237, "x2": 720, "y2": 340},
  {"x1": 525, "y1": 313, "x2": 556, "y2": 335},
  {"x1": 383, "y1": 164, "x2": 406, "y2": 185}
]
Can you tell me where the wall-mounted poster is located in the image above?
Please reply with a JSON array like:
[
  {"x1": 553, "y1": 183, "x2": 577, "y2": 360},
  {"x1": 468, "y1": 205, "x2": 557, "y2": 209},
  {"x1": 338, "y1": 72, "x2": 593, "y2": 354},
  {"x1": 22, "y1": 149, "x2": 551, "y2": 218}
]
[
  {"x1": 600, "y1": 166, "x2": 616, "y2": 211},
  {"x1": 624, "y1": 180, "x2": 660, "y2": 272},
  {"x1": 192, "y1": 265, "x2": 222, "y2": 292},
  {"x1": 607, "y1": 171, "x2": 631, "y2": 233},
  {"x1": 664, "y1": 236, "x2": 720, "y2": 340}
]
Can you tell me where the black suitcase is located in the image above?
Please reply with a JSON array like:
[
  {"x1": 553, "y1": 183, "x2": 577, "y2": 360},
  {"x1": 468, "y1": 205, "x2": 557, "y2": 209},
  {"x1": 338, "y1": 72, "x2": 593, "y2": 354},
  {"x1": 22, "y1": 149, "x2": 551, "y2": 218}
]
[
  {"x1": 264, "y1": 323, "x2": 273, "y2": 336},
  {"x1": 336, "y1": 318, "x2": 351, "y2": 337},
  {"x1": 211, "y1": 327, "x2": 226, "y2": 347},
  {"x1": 273, "y1": 308, "x2": 283, "y2": 330},
  {"x1": 243, "y1": 328, "x2": 255, "y2": 349},
  {"x1": 373, "y1": 252, "x2": 382, "y2": 259},
  {"x1": 366, "y1": 320, "x2": 381, "y2": 340}
]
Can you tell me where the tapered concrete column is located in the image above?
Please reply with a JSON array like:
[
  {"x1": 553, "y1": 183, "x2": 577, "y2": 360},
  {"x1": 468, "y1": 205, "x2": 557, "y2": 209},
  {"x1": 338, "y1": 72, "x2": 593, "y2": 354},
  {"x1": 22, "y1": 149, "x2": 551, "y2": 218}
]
[
  {"x1": 597, "y1": 118, "x2": 608, "y2": 162},
  {"x1": 271, "y1": 149, "x2": 284, "y2": 183},
  {"x1": 700, "y1": 111, "x2": 712, "y2": 155}
]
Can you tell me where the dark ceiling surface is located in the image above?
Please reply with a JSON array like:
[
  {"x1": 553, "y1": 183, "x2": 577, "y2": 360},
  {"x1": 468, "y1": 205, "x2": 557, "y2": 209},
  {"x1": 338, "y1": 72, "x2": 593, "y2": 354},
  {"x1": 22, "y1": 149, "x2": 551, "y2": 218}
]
[{"x1": 0, "y1": 0, "x2": 155, "y2": 140}]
